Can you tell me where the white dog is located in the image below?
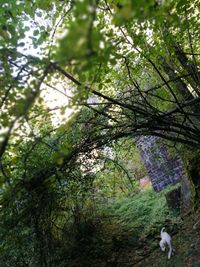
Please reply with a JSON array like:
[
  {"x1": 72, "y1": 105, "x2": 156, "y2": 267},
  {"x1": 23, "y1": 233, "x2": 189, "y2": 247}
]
[{"x1": 159, "y1": 227, "x2": 173, "y2": 259}]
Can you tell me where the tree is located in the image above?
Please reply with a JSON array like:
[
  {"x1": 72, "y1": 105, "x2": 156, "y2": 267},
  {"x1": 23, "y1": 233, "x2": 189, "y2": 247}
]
[
  {"x1": 0, "y1": 1, "x2": 200, "y2": 265},
  {"x1": 1, "y1": 0, "x2": 200, "y2": 162}
]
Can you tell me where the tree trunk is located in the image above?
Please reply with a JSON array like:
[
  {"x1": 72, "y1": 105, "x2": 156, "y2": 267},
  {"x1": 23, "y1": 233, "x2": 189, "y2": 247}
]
[{"x1": 174, "y1": 43, "x2": 200, "y2": 88}]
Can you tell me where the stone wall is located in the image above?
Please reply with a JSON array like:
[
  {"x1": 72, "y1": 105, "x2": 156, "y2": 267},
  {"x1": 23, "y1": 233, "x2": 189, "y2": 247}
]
[{"x1": 136, "y1": 136, "x2": 183, "y2": 192}]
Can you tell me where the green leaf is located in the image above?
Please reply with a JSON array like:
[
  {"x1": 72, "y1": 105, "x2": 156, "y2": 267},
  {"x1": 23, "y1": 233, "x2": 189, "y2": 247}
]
[{"x1": 33, "y1": 29, "x2": 39, "y2": 36}]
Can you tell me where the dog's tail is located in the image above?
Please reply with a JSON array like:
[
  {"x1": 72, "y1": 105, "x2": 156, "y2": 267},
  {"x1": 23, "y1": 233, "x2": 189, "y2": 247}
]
[{"x1": 161, "y1": 227, "x2": 165, "y2": 234}]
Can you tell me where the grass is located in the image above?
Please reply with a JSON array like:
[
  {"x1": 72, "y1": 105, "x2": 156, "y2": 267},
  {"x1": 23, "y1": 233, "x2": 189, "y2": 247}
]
[
  {"x1": 105, "y1": 184, "x2": 181, "y2": 237},
  {"x1": 59, "y1": 183, "x2": 200, "y2": 266}
]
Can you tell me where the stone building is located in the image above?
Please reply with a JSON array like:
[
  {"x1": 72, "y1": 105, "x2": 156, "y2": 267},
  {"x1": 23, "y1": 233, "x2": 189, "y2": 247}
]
[{"x1": 136, "y1": 136, "x2": 183, "y2": 192}]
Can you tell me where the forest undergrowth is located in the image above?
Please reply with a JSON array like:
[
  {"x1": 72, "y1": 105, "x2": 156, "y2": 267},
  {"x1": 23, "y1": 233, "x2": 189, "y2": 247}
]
[{"x1": 66, "y1": 185, "x2": 194, "y2": 267}]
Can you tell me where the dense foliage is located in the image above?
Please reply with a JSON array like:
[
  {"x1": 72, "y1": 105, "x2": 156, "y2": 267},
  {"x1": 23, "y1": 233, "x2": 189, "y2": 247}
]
[{"x1": 0, "y1": 0, "x2": 200, "y2": 266}]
